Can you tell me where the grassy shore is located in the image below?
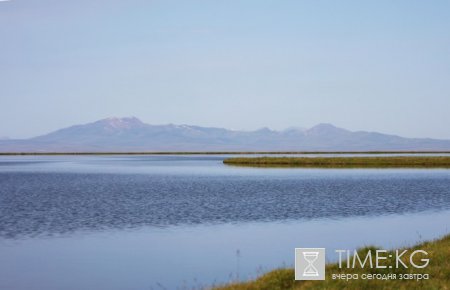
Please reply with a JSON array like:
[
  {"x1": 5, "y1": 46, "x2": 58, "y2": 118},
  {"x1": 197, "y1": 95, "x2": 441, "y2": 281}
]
[
  {"x1": 214, "y1": 234, "x2": 450, "y2": 290},
  {"x1": 223, "y1": 156, "x2": 450, "y2": 168}
]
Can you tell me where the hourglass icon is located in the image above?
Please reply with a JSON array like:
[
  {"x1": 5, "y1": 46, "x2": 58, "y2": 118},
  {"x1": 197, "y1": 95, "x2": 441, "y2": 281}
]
[
  {"x1": 295, "y1": 248, "x2": 325, "y2": 280},
  {"x1": 302, "y1": 251, "x2": 319, "y2": 276}
]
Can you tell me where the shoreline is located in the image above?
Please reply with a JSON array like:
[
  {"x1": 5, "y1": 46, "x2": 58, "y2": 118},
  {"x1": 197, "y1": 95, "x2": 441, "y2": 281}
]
[
  {"x1": 215, "y1": 233, "x2": 450, "y2": 290},
  {"x1": 1, "y1": 151, "x2": 450, "y2": 156},
  {"x1": 223, "y1": 156, "x2": 450, "y2": 168}
]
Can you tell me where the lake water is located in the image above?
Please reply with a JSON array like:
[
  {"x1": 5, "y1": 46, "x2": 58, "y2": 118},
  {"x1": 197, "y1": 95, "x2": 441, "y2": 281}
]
[{"x1": 0, "y1": 155, "x2": 449, "y2": 289}]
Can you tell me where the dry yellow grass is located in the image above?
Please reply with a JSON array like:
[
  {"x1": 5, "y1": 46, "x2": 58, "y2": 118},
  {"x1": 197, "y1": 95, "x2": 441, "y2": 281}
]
[
  {"x1": 223, "y1": 156, "x2": 450, "y2": 168},
  {"x1": 214, "y1": 234, "x2": 450, "y2": 290}
]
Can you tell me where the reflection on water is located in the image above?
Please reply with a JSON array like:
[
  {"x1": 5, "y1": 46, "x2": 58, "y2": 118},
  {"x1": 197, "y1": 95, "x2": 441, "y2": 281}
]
[
  {"x1": 1, "y1": 155, "x2": 450, "y2": 239},
  {"x1": 0, "y1": 155, "x2": 449, "y2": 289},
  {"x1": 0, "y1": 211, "x2": 449, "y2": 290}
]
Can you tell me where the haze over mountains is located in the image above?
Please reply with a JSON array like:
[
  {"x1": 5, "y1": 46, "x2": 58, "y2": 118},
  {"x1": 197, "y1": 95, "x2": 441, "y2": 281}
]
[{"x1": 1, "y1": 117, "x2": 449, "y2": 152}]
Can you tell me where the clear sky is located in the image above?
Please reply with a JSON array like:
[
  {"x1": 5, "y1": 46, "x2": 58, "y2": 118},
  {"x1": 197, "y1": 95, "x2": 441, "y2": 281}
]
[{"x1": 1, "y1": 0, "x2": 449, "y2": 139}]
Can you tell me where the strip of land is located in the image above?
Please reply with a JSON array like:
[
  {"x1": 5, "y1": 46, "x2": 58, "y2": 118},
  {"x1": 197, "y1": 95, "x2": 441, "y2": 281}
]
[
  {"x1": 223, "y1": 156, "x2": 450, "y2": 168},
  {"x1": 1, "y1": 151, "x2": 450, "y2": 156},
  {"x1": 214, "y1": 234, "x2": 450, "y2": 290}
]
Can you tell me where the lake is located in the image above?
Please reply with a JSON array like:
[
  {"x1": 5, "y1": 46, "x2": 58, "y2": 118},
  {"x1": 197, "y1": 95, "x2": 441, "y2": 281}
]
[{"x1": 1, "y1": 155, "x2": 450, "y2": 289}]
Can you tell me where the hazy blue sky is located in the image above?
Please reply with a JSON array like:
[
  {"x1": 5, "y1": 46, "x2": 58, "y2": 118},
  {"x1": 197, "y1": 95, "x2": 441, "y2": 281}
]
[{"x1": 1, "y1": 0, "x2": 449, "y2": 139}]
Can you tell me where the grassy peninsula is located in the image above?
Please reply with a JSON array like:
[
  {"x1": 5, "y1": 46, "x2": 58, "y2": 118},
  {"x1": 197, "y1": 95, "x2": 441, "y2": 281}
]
[
  {"x1": 223, "y1": 156, "x2": 450, "y2": 168},
  {"x1": 215, "y1": 234, "x2": 450, "y2": 290}
]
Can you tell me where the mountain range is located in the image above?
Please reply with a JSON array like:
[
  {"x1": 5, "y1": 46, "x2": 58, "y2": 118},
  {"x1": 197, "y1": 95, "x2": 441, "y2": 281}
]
[{"x1": 1, "y1": 117, "x2": 449, "y2": 152}]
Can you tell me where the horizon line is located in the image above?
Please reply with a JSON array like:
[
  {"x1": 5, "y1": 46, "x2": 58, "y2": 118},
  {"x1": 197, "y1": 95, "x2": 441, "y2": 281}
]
[{"x1": 1, "y1": 151, "x2": 450, "y2": 156}]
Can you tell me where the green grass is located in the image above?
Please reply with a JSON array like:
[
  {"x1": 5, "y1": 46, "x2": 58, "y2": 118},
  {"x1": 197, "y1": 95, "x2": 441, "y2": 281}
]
[
  {"x1": 223, "y1": 156, "x2": 450, "y2": 168},
  {"x1": 214, "y1": 234, "x2": 450, "y2": 290}
]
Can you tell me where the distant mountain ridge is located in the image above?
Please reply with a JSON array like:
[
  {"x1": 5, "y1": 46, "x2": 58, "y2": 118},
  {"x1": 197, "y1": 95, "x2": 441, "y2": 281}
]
[{"x1": 1, "y1": 117, "x2": 450, "y2": 152}]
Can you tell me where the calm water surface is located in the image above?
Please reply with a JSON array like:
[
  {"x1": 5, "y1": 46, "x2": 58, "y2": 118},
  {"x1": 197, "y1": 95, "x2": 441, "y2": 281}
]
[{"x1": 0, "y1": 155, "x2": 449, "y2": 289}]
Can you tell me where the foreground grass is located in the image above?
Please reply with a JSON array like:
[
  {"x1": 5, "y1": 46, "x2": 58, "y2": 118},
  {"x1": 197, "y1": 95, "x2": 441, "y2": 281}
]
[
  {"x1": 214, "y1": 234, "x2": 450, "y2": 290},
  {"x1": 223, "y1": 156, "x2": 450, "y2": 168}
]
